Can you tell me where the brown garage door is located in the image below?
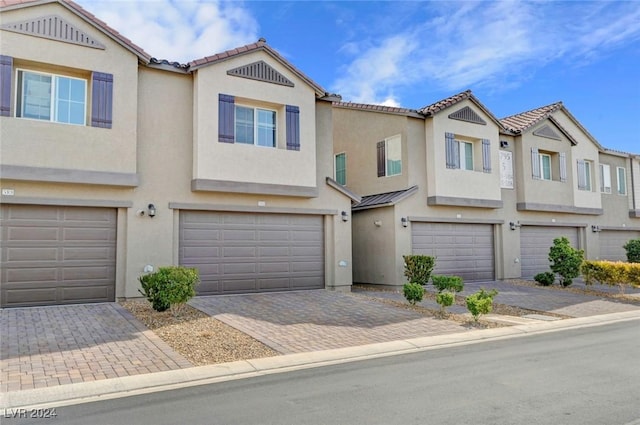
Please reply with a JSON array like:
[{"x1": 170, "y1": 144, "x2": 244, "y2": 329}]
[
  {"x1": 599, "y1": 230, "x2": 640, "y2": 261},
  {"x1": 179, "y1": 211, "x2": 324, "y2": 295},
  {"x1": 1, "y1": 205, "x2": 117, "y2": 307},
  {"x1": 520, "y1": 226, "x2": 579, "y2": 279},
  {"x1": 411, "y1": 222, "x2": 495, "y2": 281}
]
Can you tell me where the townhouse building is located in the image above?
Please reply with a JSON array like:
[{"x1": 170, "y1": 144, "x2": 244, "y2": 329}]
[
  {"x1": 333, "y1": 91, "x2": 640, "y2": 288},
  {"x1": 0, "y1": 0, "x2": 356, "y2": 307}
]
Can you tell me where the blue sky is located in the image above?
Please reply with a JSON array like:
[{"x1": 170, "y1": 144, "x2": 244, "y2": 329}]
[{"x1": 77, "y1": 0, "x2": 640, "y2": 154}]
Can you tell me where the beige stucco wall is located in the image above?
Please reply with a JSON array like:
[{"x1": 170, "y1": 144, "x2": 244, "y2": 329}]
[
  {"x1": 192, "y1": 51, "x2": 317, "y2": 188},
  {"x1": 426, "y1": 100, "x2": 502, "y2": 202},
  {"x1": 352, "y1": 207, "x2": 397, "y2": 285},
  {"x1": 0, "y1": 4, "x2": 139, "y2": 174}
]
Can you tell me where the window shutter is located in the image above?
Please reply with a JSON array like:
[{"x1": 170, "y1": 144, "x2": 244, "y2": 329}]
[
  {"x1": 91, "y1": 71, "x2": 113, "y2": 128},
  {"x1": 559, "y1": 152, "x2": 567, "y2": 182},
  {"x1": 445, "y1": 132, "x2": 458, "y2": 169},
  {"x1": 577, "y1": 159, "x2": 587, "y2": 190},
  {"x1": 286, "y1": 105, "x2": 300, "y2": 151},
  {"x1": 377, "y1": 141, "x2": 386, "y2": 177},
  {"x1": 0, "y1": 55, "x2": 12, "y2": 117},
  {"x1": 218, "y1": 94, "x2": 235, "y2": 143},
  {"x1": 531, "y1": 147, "x2": 541, "y2": 179},
  {"x1": 618, "y1": 167, "x2": 626, "y2": 195},
  {"x1": 482, "y1": 139, "x2": 491, "y2": 173}
]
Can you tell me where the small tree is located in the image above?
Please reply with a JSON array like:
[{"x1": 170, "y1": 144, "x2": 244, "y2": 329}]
[
  {"x1": 403, "y1": 283, "x2": 425, "y2": 305},
  {"x1": 624, "y1": 239, "x2": 640, "y2": 263},
  {"x1": 431, "y1": 275, "x2": 464, "y2": 314},
  {"x1": 466, "y1": 288, "x2": 498, "y2": 322},
  {"x1": 139, "y1": 266, "x2": 200, "y2": 313},
  {"x1": 534, "y1": 271, "x2": 555, "y2": 286},
  {"x1": 403, "y1": 255, "x2": 436, "y2": 286},
  {"x1": 548, "y1": 237, "x2": 584, "y2": 287}
]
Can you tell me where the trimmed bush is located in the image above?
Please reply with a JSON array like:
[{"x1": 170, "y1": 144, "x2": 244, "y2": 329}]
[
  {"x1": 431, "y1": 275, "x2": 464, "y2": 293},
  {"x1": 534, "y1": 272, "x2": 555, "y2": 286},
  {"x1": 624, "y1": 239, "x2": 640, "y2": 263},
  {"x1": 403, "y1": 255, "x2": 436, "y2": 285},
  {"x1": 548, "y1": 237, "x2": 584, "y2": 287},
  {"x1": 466, "y1": 288, "x2": 498, "y2": 322},
  {"x1": 436, "y1": 291, "x2": 455, "y2": 314},
  {"x1": 403, "y1": 282, "x2": 425, "y2": 305},
  {"x1": 582, "y1": 260, "x2": 640, "y2": 294},
  {"x1": 138, "y1": 266, "x2": 200, "y2": 312}
]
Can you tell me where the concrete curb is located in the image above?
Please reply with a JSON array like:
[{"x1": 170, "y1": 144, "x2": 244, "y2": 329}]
[{"x1": 2, "y1": 309, "x2": 639, "y2": 411}]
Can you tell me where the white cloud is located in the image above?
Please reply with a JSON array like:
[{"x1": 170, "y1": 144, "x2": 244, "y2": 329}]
[
  {"x1": 76, "y1": 0, "x2": 259, "y2": 63},
  {"x1": 332, "y1": 1, "x2": 640, "y2": 105}
]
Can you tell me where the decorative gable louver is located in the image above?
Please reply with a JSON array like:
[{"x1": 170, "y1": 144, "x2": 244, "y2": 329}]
[
  {"x1": 1, "y1": 15, "x2": 106, "y2": 49},
  {"x1": 448, "y1": 106, "x2": 486, "y2": 125},
  {"x1": 227, "y1": 61, "x2": 295, "y2": 87},
  {"x1": 533, "y1": 124, "x2": 561, "y2": 140}
]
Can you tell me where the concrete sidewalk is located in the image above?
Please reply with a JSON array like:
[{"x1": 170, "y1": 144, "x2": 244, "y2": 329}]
[{"x1": 2, "y1": 309, "x2": 639, "y2": 411}]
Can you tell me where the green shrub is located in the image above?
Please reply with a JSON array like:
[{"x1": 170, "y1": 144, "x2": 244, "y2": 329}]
[
  {"x1": 436, "y1": 291, "x2": 455, "y2": 314},
  {"x1": 627, "y1": 264, "x2": 640, "y2": 287},
  {"x1": 534, "y1": 272, "x2": 555, "y2": 286},
  {"x1": 582, "y1": 260, "x2": 638, "y2": 294},
  {"x1": 403, "y1": 255, "x2": 436, "y2": 285},
  {"x1": 138, "y1": 266, "x2": 200, "y2": 312},
  {"x1": 466, "y1": 288, "x2": 498, "y2": 322},
  {"x1": 403, "y1": 282, "x2": 425, "y2": 305},
  {"x1": 624, "y1": 239, "x2": 640, "y2": 263},
  {"x1": 548, "y1": 237, "x2": 584, "y2": 287},
  {"x1": 431, "y1": 275, "x2": 464, "y2": 293}
]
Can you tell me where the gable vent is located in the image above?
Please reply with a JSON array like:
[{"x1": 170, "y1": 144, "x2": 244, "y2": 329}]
[
  {"x1": 533, "y1": 124, "x2": 561, "y2": 140},
  {"x1": 227, "y1": 60, "x2": 294, "y2": 87},
  {"x1": 448, "y1": 106, "x2": 486, "y2": 125},
  {"x1": 1, "y1": 15, "x2": 105, "y2": 49}
]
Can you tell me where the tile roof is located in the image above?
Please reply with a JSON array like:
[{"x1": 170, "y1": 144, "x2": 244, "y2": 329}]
[
  {"x1": 418, "y1": 90, "x2": 472, "y2": 116},
  {"x1": 333, "y1": 101, "x2": 422, "y2": 117},
  {"x1": 500, "y1": 102, "x2": 563, "y2": 133},
  {"x1": 353, "y1": 186, "x2": 418, "y2": 211},
  {"x1": 1, "y1": 0, "x2": 152, "y2": 62},
  {"x1": 188, "y1": 38, "x2": 326, "y2": 96}
]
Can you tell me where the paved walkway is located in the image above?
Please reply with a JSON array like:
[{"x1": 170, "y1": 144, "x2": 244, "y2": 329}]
[
  {"x1": 189, "y1": 290, "x2": 468, "y2": 354},
  {"x1": 0, "y1": 303, "x2": 192, "y2": 393}
]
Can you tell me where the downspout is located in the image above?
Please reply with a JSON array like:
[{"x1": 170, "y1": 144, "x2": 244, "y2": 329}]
[{"x1": 632, "y1": 157, "x2": 637, "y2": 211}]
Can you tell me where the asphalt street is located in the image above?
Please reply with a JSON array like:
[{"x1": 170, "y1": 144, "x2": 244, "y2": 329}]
[{"x1": 4, "y1": 319, "x2": 639, "y2": 425}]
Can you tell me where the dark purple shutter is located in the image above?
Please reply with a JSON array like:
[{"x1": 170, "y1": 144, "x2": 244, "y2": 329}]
[
  {"x1": 0, "y1": 55, "x2": 13, "y2": 117},
  {"x1": 377, "y1": 140, "x2": 386, "y2": 177},
  {"x1": 218, "y1": 94, "x2": 235, "y2": 143},
  {"x1": 286, "y1": 105, "x2": 300, "y2": 151},
  {"x1": 91, "y1": 72, "x2": 113, "y2": 128}
]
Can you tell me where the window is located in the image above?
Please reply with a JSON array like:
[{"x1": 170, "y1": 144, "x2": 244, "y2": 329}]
[
  {"x1": 617, "y1": 167, "x2": 627, "y2": 195},
  {"x1": 599, "y1": 164, "x2": 611, "y2": 193},
  {"x1": 445, "y1": 133, "x2": 491, "y2": 172},
  {"x1": 577, "y1": 159, "x2": 592, "y2": 191},
  {"x1": 235, "y1": 105, "x2": 276, "y2": 147},
  {"x1": 377, "y1": 135, "x2": 401, "y2": 177},
  {"x1": 540, "y1": 153, "x2": 552, "y2": 180},
  {"x1": 16, "y1": 70, "x2": 86, "y2": 125},
  {"x1": 334, "y1": 153, "x2": 346, "y2": 185},
  {"x1": 531, "y1": 148, "x2": 566, "y2": 182}
]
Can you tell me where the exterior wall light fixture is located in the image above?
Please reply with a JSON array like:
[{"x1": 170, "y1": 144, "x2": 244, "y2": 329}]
[
  {"x1": 401, "y1": 217, "x2": 409, "y2": 227},
  {"x1": 341, "y1": 211, "x2": 349, "y2": 222},
  {"x1": 148, "y1": 204, "x2": 157, "y2": 218},
  {"x1": 591, "y1": 225, "x2": 601, "y2": 233},
  {"x1": 509, "y1": 221, "x2": 521, "y2": 231}
]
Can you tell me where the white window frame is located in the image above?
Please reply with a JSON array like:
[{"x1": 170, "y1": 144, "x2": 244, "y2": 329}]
[
  {"x1": 599, "y1": 163, "x2": 611, "y2": 193},
  {"x1": 334, "y1": 152, "x2": 346, "y2": 185},
  {"x1": 234, "y1": 104, "x2": 277, "y2": 148},
  {"x1": 578, "y1": 160, "x2": 593, "y2": 191},
  {"x1": 385, "y1": 135, "x2": 402, "y2": 177},
  {"x1": 540, "y1": 153, "x2": 552, "y2": 180},
  {"x1": 459, "y1": 140, "x2": 474, "y2": 171},
  {"x1": 16, "y1": 68, "x2": 87, "y2": 126},
  {"x1": 617, "y1": 166, "x2": 627, "y2": 195}
]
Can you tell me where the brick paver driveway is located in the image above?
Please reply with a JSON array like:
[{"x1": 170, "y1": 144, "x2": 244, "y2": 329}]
[
  {"x1": 189, "y1": 290, "x2": 468, "y2": 354},
  {"x1": 0, "y1": 303, "x2": 191, "y2": 392}
]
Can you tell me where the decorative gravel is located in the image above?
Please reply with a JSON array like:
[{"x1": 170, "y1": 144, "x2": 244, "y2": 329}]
[{"x1": 120, "y1": 300, "x2": 279, "y2": 366}]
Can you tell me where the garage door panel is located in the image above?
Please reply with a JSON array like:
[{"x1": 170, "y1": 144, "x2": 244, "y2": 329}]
[
  {"x1": 412, "y1": 222, "x2": 495, "y2": 282},
  {"x1": 7, "y1": 247, "x2": 59, "y2": 261},
  {"x1": 63, "y1": 247, "x2": 114, "y2": 261},
  {"x1": 520, "y1": 226, "x2": 579, "y2": 279},
  {"x1": 180, "y1": 211, "x2": 324, "y2": 295},
  {"x1": 5, "y1": 288, "x2": 58, "y2": 305},
  {"x1": 61, "y1": 285, "x2": 112, "y2": 301},
  {"x1": 6, "y1": 268, "x2": 58, "y2": 282},
  {"x1": 8, "y1": 227, "x2": 60, "y2": 241},
  {"x1": 62, "y1": 266, "x2": 112, "y2": 280},
  {"x1": 184, "y1": 246, "x2": 220, "y2": 259}
]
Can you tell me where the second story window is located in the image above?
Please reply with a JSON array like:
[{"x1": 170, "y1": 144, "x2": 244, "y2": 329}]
[
  {"x1": 599, "y1": 164, "x2": 612, "y2": 193},
  {"x1": 617, "y1": 167, "x2": 627, "y2": 195},
  {"x1": 377, "y1": 135, "x2": 402, "y2": 177},
  {"x1": 531, "y1": 148, "x2": 567, "y2": 182},
  {"x1": 235, "y1": 106, "x2": 276, "y2": 147},
  {"x1": 577, "y1": 159, "x2": 593, "y2": 191},
  {"x1": 459, "y1": 141, "x2": 474, "y2": 171},
  {"x1": 334, "y1": 152, "x2": 346, "y2": 185},
  {"x1": 445, "y1": 133, "x2": 492, "y2": 173},
  {"x1": 16, "y1": 70, "x2": 86, "y2": 125},
  {"x1": 540, "y1": 153, "x2": 552, "y2": 180}
]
